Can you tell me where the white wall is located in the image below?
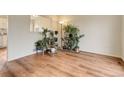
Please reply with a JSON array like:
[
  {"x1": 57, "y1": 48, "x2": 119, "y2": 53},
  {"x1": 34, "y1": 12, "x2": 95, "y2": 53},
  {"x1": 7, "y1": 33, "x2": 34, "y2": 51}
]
[
  {"x1": 8, "y1": 16, "x2": 41, "y2": 61},
  {"x1": 122, "y1": 16, "x2": 124, "y2": 61},
  {"x1": 59, "y1": 16, "x2": 122, "y2": 57},
  {"x1": 8, "y1": 15, "x2": 123, "y2": 61},
  {"x1": 31, "y1": 15, "x2": 58, "y2": 32}
]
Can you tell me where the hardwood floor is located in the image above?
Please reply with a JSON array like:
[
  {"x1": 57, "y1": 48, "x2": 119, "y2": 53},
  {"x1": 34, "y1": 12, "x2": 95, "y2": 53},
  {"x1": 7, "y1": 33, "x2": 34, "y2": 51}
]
[
  {"x1": 0, "y1": 51, "x2": 124, "y2": 77},
  {"x1": 0, "y1": 48, "x2": 7, "y2": 70}
]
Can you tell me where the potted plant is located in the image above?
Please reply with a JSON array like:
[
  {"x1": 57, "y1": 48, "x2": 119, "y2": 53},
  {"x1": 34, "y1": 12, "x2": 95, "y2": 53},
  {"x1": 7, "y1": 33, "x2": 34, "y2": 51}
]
[
  {"x1": 63, "y1": 24, "x2": 84, "y2": 52},
  {"x1": 35, "y1": 40, "x2": 44, "y2": 53},
  {"x1": 75, "y1": 46, "x2": 79, "y2": 53},
  {"x1": 49, "y1": 31, "x2": 57, "y2": 54},
  {"x1": 35, "y1": 28, "x2": 58, "y2": 55},
  {"x1": 35, "y1": 28, "x2": 49, "y2": 54}
]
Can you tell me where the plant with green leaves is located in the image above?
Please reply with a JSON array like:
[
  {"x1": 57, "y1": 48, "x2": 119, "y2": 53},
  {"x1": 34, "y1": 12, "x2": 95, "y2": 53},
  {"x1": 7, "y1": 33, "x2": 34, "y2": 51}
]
[
  {"x1": 49, "y1": 31, "x2": 56, "y2": 47},
  {"x1": 35, "y1": 28, "x2": 57, "y2": 51},
  {"x1": 35, "y1": 28, "x2": 49, "y2": 51},
  {"x1": 63, "y1": 24, "x2": 84, "y2": 51}
]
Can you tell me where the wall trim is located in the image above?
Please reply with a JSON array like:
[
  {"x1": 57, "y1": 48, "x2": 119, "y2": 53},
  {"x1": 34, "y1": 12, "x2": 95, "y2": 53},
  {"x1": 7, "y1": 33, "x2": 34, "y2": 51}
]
[
  {"x1": 80, "y1": 49, "x2": 121, "y2": 58},
  {"x1": 8, "y1": 49, "x2": 123, "y2": 63},
  {"x1": 8, "y1": 51, "x2": 36, "y2": 62},
  {"x1": 80, "y1": 50, "x2": 121, "y2": 59}
]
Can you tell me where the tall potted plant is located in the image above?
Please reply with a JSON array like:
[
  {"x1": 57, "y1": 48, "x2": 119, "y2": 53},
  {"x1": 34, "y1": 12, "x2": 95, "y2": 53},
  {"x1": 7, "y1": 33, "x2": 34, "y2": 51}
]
[
  {"x1": 35, "y1": 28, "x2": 57, "y2": 54},
  {"x1": 63, "y1": 24, "x2": 84, "y2": 52},
  {"x1": 35, "y1": 28, "x2": 49, "y2": 54},
  {"x1": 49, "y1": 30, "x2": 56, "y2": 53}
]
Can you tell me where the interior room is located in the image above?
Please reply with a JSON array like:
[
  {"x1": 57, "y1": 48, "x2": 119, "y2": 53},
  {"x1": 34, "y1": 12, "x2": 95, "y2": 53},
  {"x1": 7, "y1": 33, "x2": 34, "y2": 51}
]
[
  {"x1": 0, "y1": 15, "x2": 124, "y2": 77},
  {"x1": 0, "y1": 16, "x2": 7, "y2": 69}
]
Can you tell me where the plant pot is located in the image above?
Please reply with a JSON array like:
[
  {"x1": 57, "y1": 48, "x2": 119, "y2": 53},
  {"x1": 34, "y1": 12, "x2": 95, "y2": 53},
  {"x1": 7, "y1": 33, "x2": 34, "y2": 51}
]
[
  {"x1": 51, "y1": 48, "x2": 56, "y2": 54},
  {"x1": 75, "y1": 47, "x2": 80, "y2": 53}
]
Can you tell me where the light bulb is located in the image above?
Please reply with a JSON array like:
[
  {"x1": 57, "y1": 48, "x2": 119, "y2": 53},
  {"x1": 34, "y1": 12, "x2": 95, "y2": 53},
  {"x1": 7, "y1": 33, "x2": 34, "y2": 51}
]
[{"x1": 59, "y1": 21, "x2": 64, "y2": 24}]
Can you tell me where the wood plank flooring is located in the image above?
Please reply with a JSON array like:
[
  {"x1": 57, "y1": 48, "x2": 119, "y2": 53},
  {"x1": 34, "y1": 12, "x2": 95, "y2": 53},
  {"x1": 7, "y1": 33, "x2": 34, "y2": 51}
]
[{"x1": 0, "y1": 51, "x2": 124, "y2": 77}]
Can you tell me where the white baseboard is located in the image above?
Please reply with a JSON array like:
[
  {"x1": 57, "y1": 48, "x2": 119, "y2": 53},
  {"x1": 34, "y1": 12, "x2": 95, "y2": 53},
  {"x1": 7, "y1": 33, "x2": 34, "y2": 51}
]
[
  {"x1": 80, "y1": 49, "x2": 121, "y2": 58},
  {"x1": 7, "y1": 49, "x2": 123, "y2": 62},
  {"x1": 8, "y1": 51, "x2": 36, "y2": 62}
]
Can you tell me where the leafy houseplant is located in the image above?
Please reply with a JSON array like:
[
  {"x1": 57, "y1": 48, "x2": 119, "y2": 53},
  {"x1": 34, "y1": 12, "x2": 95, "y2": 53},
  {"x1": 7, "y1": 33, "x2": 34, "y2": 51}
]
[
  {"x1": 35, "y1": 40, "x2": 43, "y2": 51},
  {"x1": 35, "y1": 28, "x2": 57, "y2": 54},
  {"x1": 35, "y1": 28, "x2": 49, "y2": 53},
  {"x1": 63, "y1": 24, "x2": 84, "y2": 52}
]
